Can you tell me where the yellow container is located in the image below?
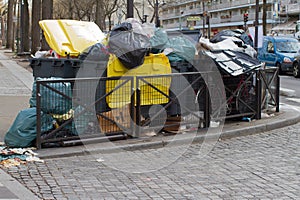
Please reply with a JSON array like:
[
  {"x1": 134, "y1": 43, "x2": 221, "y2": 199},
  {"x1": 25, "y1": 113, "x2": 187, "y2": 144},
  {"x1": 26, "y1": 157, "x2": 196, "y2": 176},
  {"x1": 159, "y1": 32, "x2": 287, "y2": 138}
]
[
  {"x1": 106, "y1": 53, "x2": 172, "y2": 108},
  {"x1": 39, "y1": 20, "x2": 105, "y2": 57}
]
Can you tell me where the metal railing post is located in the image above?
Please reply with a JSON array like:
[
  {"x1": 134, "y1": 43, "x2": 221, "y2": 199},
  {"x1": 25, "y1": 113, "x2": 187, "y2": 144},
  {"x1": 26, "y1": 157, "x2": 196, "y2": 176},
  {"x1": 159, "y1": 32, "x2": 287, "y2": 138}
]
[
  {"x1": 256, "y1": 72, "x2": 262, "y2": 120},
  {"x1": 36, "y1": 81, "x2": 42, "y2": 149},
  {"x1": 134, "y1": 78, "x2": 141, "y2": 138},
  {"x1": 204, "y1": 84, "x2": 211, "y2": 128},
  {"x1": 276, "y1": 69, "x2": 280, "y2": 112}
]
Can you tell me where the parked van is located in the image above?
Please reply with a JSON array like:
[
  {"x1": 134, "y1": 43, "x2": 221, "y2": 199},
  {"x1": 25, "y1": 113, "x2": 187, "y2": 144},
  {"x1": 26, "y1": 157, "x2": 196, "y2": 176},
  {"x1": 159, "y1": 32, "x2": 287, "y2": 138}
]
[{"x1": 257, "y1": 36, "x2": 300, "y2": 74}]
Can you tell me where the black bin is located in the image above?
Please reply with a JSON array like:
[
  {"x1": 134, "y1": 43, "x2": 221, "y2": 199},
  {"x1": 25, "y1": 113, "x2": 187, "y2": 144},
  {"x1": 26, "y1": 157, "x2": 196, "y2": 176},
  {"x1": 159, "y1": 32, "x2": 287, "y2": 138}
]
[{"x1": 29, "y1": 58, "x2": 82, "y2": 78}]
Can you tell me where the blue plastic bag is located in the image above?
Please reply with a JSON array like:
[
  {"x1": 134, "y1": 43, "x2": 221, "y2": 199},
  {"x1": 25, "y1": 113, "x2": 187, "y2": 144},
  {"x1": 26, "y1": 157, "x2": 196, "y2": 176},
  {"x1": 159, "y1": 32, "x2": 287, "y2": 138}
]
[
  {"x1": 30, "y1": 77, "x2": 72, "y2": 114},
  {"x1": 4, "y1": 108, "x2": 53, "y2": 148}
]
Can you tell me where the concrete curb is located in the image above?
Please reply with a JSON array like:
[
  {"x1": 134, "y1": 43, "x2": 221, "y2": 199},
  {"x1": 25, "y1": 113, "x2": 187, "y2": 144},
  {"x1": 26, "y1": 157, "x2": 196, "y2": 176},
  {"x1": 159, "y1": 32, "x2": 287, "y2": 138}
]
[
  {"x1": 38, "y1": 105, "x2": 300, "y2": 159},
  {"x1": 0, "y1": 169, "x2": 39, "y2": 200}
]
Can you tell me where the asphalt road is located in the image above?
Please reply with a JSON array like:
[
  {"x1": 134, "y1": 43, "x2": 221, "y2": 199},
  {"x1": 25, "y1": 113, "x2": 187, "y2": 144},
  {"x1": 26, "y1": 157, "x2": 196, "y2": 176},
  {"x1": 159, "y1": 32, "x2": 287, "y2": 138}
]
[{"x1": 280, "y1": 74, "x2": 300, "y2": 107}]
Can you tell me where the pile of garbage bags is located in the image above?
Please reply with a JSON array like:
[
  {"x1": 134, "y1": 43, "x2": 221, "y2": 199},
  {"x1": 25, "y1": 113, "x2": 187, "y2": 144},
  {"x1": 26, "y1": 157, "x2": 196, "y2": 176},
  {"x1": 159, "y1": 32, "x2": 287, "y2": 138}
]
[
  {"x1": 107, "y1": 18, "x2": 196, "y2": 70},
  {"x1": 198, "y1": 29, "x2": 257, "y2": 58},
  {"x1": 4, "y1": 19, "x2": 198, "y2": 148},
  {"x1": 4, "y1": 19, "x2": 264, "y2": 148},
  {"x1": 5, "y1": 77, "x2": 72, "y2": 148}
]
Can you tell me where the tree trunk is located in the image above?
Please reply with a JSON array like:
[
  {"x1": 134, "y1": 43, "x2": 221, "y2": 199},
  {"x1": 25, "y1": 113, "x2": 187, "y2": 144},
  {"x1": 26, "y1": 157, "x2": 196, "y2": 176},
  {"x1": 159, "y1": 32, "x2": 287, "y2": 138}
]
[
  {"x1": 1, "y1": 15, "x2": 6, "y2": 46},
  {"x1": 68, "y1": 0, "x2": 73, "y2": 19},
  {"x1": 108, "y1": 14, "x2": 112, "y2": 31},
  {"x1": 31, "y1": 0, "x2": 41, "y2": 54},
  {"x1": 12, "y1": 0, "x2": 17, "y2": 52},
  {"x1": 41, "y1": 0, "x2": 53, "y2": 50},
  {"x1": 6, "y1": 0, "x2": 14, "y2": 49},
  {"x1": 95, "y1": 0, "x2": 105, "y2": 30},
  {"x1": 262, "y1": 0, "x2": 267, "y2": 35},
  {"x1": 23, "y1": 0, "x2": 30, "y2": 52}
]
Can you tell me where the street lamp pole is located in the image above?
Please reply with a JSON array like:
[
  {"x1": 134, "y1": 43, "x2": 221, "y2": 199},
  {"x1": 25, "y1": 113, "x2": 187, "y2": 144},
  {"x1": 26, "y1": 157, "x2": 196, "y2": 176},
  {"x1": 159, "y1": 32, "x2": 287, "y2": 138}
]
[
  {"x1": 127, "y1": 0, "x2": 134, "y2": 18},
  {"x1": 254, "y1": 0, "x2": 259, "y2": 50},
  {"x1": 202, "y1": 1, "x2": 206, "y2": 38},
  {"x1": 179, "y1": 11, "x2": 183, "y2": 31},
  {"x1": 155, "y1": 0, "x2": 160, "y2": 27}
]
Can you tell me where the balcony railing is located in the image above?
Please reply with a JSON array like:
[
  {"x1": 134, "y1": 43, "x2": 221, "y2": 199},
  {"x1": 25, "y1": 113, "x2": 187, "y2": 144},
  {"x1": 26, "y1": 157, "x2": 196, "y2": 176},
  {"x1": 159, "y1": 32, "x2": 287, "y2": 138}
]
[{"x1": 284, "y1": 4, "x2": 300, "y2": 15}]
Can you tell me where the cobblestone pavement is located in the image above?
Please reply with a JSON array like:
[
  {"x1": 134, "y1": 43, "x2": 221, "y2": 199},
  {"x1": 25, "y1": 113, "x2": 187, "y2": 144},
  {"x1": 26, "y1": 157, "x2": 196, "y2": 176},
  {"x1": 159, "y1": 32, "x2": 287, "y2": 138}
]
[{"x1": 2, "y1": 122, "x2": 300, "y2": 200}]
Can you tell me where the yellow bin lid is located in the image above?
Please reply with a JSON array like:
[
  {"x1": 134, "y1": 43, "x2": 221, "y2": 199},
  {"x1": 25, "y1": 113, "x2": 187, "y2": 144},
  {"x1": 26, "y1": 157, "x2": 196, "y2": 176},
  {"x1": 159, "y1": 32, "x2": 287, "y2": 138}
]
[{"x1": 39, "y1": 19, "x2": 105, "y2": 57}]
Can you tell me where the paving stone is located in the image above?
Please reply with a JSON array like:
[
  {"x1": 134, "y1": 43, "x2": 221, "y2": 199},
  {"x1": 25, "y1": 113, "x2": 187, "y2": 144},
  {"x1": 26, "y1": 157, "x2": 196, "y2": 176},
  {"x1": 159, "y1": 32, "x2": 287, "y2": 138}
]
[{"x1": 2, "y1": 123, "x2": 300, "y2": 199}]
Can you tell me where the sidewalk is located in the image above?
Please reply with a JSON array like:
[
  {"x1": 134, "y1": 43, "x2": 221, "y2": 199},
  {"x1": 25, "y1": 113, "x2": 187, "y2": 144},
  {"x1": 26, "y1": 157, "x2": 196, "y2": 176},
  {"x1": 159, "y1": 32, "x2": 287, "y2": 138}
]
[
  {"x1": 0, "y1": 49, "x2": 37, "y2": 199},
  {"x1": 1, "y1": 48, "x2": 300, "y2": 199}
]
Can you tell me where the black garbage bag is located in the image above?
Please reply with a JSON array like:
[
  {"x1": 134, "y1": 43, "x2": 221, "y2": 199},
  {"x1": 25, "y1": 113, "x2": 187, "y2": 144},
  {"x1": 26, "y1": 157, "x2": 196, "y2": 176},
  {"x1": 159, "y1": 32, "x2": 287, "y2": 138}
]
[
  {"x1": 79, "y1": 42, "x2": 110, "y2": 61},
  {"x1": 108, "y1": 22, "x2": 150, "y2": 69}
]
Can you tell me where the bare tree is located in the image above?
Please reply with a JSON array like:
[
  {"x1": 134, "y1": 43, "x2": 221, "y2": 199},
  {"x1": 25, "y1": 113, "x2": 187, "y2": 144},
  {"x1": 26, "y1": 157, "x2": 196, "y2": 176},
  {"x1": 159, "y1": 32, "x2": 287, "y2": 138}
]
[
  {"x1": 133, "y1": 2, "x2": 143, "y2": 22},
  {"x1": 42, "y1": 0, "x2": 53, "y2": 19},
  {"x1": 6, "y1": 0, "x2": 14, "y2": 49},
  {"x1": 22, "y1": 0, "x2": 30, "y2": 52},
  {"x1": 53, "y1": 0, "x2": 72, "y2": 19},
  {"x1": 41, "y1": 0, "x2": 53, "y2": 50},
  {"x1": 72, "y1": 0, "x2": 95, "y2": 20},
  {"x1": 1, "y1": 1, "x2": 7, "y2": 46},
  {"x1": 95, "y1": 0, "x2": 106, "y2": 30},
  {"x1": 104, "y1": 0, "x2": 118, "y2": 30},
  {"x1": 52, "y1": 0, "x2": 121, "y2": 31},
  {"x1": 31, "y1": 0, "x2": 41, "y2": 54},
  {"x1": 54, "y1": 0, "x2": 96, "y2": 21},
  {"x1": 145, "y1": 0, "x2": 175, "y2": 25},
  {"x1": 147, "y1": 0, "x2": 156, "y2": 23}
]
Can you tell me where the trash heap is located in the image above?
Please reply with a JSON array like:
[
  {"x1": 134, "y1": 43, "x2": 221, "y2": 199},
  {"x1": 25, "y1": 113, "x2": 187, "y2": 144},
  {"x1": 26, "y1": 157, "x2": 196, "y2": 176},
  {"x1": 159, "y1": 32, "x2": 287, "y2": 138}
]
[
  {"x1": 0, "y1": 143, "x2": 43, "y2": 168},
  {"x1": 198, "y1": 29, "x2": 263, "y2": 76},
  {"x1": 3, "y1": 19, "x2": 199, "y2": 148},
  {"x1": 4, "y1": 20, "x2": 267, "y2": 148}
]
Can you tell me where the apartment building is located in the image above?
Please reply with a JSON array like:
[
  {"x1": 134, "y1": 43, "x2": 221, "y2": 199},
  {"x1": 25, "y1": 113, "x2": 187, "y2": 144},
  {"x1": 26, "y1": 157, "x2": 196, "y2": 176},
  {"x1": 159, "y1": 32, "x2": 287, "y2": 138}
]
[
  {"x1": 270, "y1": 0, "x2": 300, "y2": 36},
  {"x1": 160, "y1": 0, "x2": 278, "y2": 36}
]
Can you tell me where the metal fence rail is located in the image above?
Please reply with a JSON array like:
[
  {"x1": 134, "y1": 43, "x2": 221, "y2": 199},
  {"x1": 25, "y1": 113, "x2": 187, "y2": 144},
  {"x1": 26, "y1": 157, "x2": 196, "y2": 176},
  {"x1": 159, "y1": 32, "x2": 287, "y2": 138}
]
[
  {"x1": 35, "y1": 69, "x2": 280, "y2": 148},
  {"x1": 221, "y1": 71, "x2": 261, "y2": 120},
  {"x1": 36, "y1": 77, "x2": 134, "y2": 148},
  {"x1": 135, "y1": 72, "x2": 210, "y2": 137},
  {"x1": 259, "y1": 67, "x2": 280, "y2": 113}
]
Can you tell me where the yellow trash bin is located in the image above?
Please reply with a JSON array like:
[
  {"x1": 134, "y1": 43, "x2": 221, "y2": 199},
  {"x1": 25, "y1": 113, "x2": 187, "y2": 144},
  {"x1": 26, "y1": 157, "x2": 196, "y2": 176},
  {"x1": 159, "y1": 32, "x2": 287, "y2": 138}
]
[
  {"x1": 39, "y1": 19, "x2": 106, "y2": 57},
  {"x1": 106, "y1": 53, "x2": 172, "y2": 108}
]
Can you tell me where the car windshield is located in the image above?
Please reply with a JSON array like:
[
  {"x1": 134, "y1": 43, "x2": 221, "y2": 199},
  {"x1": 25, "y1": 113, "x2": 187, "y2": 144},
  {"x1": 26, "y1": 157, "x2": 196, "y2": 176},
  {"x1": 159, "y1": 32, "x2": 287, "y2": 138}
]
[{"x1": 276, "y1": 41, "x2": 300, "y2": 53}]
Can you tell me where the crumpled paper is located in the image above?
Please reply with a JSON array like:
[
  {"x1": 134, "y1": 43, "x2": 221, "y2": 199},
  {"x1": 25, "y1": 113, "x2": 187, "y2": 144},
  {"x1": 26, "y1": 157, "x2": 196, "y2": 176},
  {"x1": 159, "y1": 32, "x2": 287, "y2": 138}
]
[{"x1": 0, "y1": 146, "x2": 44, "y2": 168}]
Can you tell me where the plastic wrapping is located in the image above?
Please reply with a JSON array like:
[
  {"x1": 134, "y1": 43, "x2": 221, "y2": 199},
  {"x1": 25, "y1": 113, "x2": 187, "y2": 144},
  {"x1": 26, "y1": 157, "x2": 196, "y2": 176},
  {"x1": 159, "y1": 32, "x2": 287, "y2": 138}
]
[
  {"x1": 150, "y1": 28, "x2": 168, "y2": 52},
  {"x1": 164, "y1": 36, "x2": 196, "y2": 62},
  {"x1": 210, "y1": 29, "x2": 253, "y2": 47},
  {"x1": 30, "y1": 77, "x2": 72, "y2": 115}
]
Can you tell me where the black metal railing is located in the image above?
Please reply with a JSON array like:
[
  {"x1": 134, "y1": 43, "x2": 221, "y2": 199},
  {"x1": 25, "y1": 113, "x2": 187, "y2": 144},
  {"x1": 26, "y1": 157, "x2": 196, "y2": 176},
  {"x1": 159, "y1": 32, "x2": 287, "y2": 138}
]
[
  {"x1": 35, "y1": 69, "x2": 279, "y2": 148},
  {"x1": 259, "y1": 67, "x2": 280, "y2": 113}
]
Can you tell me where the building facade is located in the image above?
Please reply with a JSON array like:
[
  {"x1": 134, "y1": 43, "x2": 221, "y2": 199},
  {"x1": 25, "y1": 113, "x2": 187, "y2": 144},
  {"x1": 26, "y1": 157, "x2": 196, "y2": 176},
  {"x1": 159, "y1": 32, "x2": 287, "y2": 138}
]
[{"x1": 160, "y1": 0, "x2": 282, "y2": 36}]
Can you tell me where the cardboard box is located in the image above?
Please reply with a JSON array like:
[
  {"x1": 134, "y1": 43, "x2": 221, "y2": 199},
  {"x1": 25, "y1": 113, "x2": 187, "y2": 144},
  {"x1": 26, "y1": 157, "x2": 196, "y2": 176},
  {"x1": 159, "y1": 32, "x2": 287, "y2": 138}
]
[
  {"x1": 97, "y1": 105, "x2": 131, "y2": 133},
  {"x1": 162, "y1": 116, "x2": 181, "y2": 132}
]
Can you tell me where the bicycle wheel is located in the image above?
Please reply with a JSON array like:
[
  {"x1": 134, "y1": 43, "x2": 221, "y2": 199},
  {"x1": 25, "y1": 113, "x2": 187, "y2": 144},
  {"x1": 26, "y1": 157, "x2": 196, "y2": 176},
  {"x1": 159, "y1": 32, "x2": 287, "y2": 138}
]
[{"x1": 236, "y1": 80, "x2": 256, "y2": 114}]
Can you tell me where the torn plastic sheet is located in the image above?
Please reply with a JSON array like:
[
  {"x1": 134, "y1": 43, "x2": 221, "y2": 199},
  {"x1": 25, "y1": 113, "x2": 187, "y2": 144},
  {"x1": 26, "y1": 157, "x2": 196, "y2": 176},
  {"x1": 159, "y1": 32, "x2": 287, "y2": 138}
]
[{"x1": 204, "y1": 50, "x2": 263, "y2": 76}]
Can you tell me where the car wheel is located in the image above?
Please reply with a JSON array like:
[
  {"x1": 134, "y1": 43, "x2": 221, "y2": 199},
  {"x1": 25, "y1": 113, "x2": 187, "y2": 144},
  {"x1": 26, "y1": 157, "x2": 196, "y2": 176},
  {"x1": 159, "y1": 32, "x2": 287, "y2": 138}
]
[
  {"x1": 277, "y1": 63, "x2": 285, "y2": 75},
  {"x1": 293, "y1": 62, "x2": 300, "y2": 78}
]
